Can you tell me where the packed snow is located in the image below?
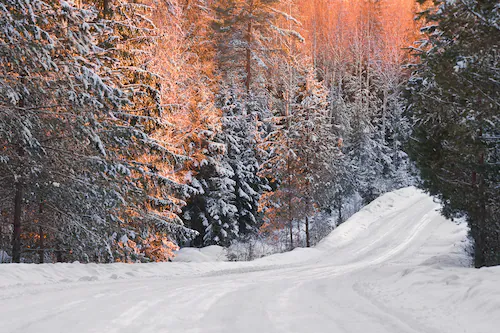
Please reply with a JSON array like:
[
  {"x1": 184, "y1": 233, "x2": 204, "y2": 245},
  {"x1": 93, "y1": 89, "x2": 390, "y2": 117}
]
[
  {"x1": 173, "y1": 245, "x2": 228, "y2": 263},
  {"x1": 0, "y1": 187, "x2": 499, "y2": 333}
]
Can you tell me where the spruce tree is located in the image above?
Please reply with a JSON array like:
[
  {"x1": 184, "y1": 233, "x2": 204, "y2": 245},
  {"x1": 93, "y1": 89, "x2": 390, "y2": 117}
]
[
  {"x1": 183, "y1": 136, "x2": 238, "y2": 247},
  {"x1": 408, "y1": 0, "x2": 500, "y2": 267},
  {"x1": 0, "y1": 0, "x2": 198, "y2": 262},
  {"x1": 220, "y1": 87, "x2": 268, "y2": 238},
  {"x1": 183, "y1": 87, "x2": 268, "y2": 246},
  {"x1": 0, "y1": 0, "x2": 130, "y2": 262}
]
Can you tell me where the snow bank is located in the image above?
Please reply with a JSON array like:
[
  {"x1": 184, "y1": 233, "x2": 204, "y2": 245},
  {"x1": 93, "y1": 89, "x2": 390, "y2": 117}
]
[
  {"x1": 0, "y1": 261, "x2": 219, "y2": 288},
  {"x1": 173, "y1": 245, "x2": 227, "y2": 262},
  {"x1": 317, "y1": 186, "x2": 425, "y2": 252}
]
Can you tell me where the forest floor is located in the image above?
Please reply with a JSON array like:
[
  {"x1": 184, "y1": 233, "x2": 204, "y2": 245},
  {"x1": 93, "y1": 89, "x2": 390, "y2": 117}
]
[{"x1": 1, "y1": 187, "x2": 499, "y2": 333}]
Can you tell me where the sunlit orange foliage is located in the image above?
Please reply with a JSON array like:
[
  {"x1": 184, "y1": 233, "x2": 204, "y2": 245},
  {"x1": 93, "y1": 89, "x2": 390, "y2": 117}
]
[
  {"x1": 116, "y1": 233, "x2": 179, "y2": 262},
  {"x1": 147, "y1": 0, "x2": 220, "y2": 169},
  {"x1": 297, "y1": 0, "x2": 419, "y2": 82},
  {"x1": 142, "y1": 0, "x2": 221, "y2": 234}
]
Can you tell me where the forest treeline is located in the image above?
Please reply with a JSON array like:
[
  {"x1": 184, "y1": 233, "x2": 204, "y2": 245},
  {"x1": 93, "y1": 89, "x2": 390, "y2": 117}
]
[{"x1": 0, "y1": 0, "x2": 497, "y2": 267}]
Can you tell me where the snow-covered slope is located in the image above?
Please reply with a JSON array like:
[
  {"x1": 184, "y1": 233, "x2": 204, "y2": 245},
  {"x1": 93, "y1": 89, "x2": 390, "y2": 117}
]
[{"x1": 0, "y1": 187, "x2": 499, "y2": 333}]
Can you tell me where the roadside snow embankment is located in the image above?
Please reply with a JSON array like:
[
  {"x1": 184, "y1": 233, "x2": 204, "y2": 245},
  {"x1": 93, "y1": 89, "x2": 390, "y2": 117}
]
[
  {"x1": 173, "y1": 245, "x2": 227, "y2": 263},
  {"x1": 0, "y1": 261, "x2": 224, "y2": 288}
]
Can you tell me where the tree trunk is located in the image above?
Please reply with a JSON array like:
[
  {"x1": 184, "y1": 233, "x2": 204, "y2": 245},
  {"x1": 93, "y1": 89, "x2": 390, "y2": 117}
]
[
  {"x1": 304, "y1": 97, "x2": 311, "y2": 248},
  {"x1": 473, "y1": 147, "x2": 499, "y2": 267},
  {"x1": 382, "y1": 88, "x2": 388, "y2": 145},
  {"x1": 0, "y1": 212, "x2": 4, "y2": 261},
  {"x1": 305, "y1": 215, "x2": 310, "y2": 248},
  {"x1": 56, "y1": 246, "x2": 63, "y2": 263},
  {"x1": 245, "y1": 21, "x2": 252, "y2": 94},
  {"x1": 97, "y1": 0, "x2": 112, "y2": 19},
  {"x1": 12, "y1": 180, "x2": 23, "y2": 263},
  {"x1": 472, "y1": 129, "x2": 499, "y2": 267},
  {"x1": 103, "y1": 0, "x2": 111, "y2": 18},
  {"x1": 12, "y1": 75, "x2": 26, "y2": 264},
  {"x1": 337, "y1": 195, "x2": 343, "y2": 224},
  {"x1": 296, "y1": 219, "x2": 300, "y2": 245},
  {"x1": 38, "y1": 199, "x2": 44, "y2": 264},
  {"x1": 472, "y1": 212, "x2": 487, "y2": 268},
  {"x1": 38, "y1": 226, "x2": 44, "y2": 264}
]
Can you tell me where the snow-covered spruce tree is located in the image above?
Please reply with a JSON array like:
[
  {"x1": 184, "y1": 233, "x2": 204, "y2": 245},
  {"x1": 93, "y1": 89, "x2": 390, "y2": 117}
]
[
  {"x1": 371, "y1": 61, "x2": 415, "y2": 190},
  {"x1": 219, "y1": 87, "x2": 268, "y2": 238},
  {"x1": 183, "y1": 87, "x2": 268, "y2": 246},
  {"x1": 87, "y1": 0, "x2": 201, "y2": 261},
  {"x1": 342, "y1": 66, "x2": 383, "y2": 205},
  {"x1": 325, "y1": 89, "x2": 357, "y2": 224},
  {"x1": 0, "y1": 0, "x2": 132, "y2": 262},
  {"x1": 0, "y1": 0, "x2": 199, "y2": 263},
  {"x1": 183, "y1": 139, "x2": 238, "y2": 247},
  {"x1": 407, "y1": 0, "x2": 499, "y2": 267}
]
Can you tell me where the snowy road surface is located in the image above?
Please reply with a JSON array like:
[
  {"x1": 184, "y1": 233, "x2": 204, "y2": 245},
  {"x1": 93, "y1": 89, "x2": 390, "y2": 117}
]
[{"x1": 1, "y1": 187, "x2": 499, "y2": 333}]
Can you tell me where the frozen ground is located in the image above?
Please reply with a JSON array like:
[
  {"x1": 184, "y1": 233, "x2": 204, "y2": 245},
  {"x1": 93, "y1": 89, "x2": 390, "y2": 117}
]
[{"x1": 0, "y1": 187, "x2": 499, "y2": 333}]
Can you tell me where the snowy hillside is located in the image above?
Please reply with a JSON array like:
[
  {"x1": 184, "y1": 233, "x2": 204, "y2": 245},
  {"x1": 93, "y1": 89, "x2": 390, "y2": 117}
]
[{"x1": 0, "y1": 187, "x2": 499, "y2": 333}]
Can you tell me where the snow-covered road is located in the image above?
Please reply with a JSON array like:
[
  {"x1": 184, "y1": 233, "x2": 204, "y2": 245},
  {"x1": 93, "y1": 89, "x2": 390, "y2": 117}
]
[{"x1": 1, "y1": 187, "x2": 499, "y2": 333}]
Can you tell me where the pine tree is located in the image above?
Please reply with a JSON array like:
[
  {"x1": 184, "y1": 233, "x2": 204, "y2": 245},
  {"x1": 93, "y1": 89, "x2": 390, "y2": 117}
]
[{"x1": 212, "y1": 0, "x2": 298, "y2": 94}]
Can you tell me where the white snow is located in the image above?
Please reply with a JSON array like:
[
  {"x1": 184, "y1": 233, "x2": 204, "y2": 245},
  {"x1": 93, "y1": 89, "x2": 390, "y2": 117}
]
[
  {"x1": 173, "y1": 245, "x2": 227, "y2": 263},
  {"x1": 0, "y1": 186, "x2": 499, "y2": 333}
]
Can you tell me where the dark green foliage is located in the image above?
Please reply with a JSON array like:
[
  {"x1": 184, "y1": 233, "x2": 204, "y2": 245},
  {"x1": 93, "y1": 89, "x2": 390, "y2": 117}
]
[
  {"x1": 408, "y1": 0, "x2": 500, "y2": 267},
  {"x1": 183, "y1": 88, "x2": 267, "y2": 246}
]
